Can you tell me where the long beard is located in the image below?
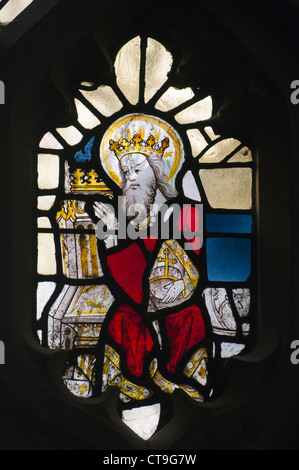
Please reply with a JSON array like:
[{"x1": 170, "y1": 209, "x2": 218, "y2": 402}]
[{"x1": 122, "y1": 182, "x2": 157, "y2": 223}]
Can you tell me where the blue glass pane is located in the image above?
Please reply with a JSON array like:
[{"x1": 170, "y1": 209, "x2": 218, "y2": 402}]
[
  {"x1": 206, "y1": 238, "x2": 251, "y2": 281},
  {"x1": 74, "y1": 136, "x2": 95, "y2": 162},
  {"x1": 206, "y1": 214, "x2": 252, "y2": 233}
]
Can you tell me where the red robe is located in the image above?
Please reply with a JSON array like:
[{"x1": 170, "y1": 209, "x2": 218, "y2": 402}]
[{"x1": 106, "y1": 206, "x2": 205, "y2": 378}]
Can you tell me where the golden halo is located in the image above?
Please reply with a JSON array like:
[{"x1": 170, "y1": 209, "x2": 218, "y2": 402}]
[{"x1": 100, "y1": 114, "x2": 184, "y2": 186}]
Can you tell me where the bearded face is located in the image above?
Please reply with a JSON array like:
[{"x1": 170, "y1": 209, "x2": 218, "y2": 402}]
[{"x1": 120, "y1": 153, "x2": 157, "y2": 223}]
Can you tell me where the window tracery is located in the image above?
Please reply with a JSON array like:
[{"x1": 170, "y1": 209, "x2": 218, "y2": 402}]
[{"x1": 35, "y1": 35, "x2": 256, "y2": 440}]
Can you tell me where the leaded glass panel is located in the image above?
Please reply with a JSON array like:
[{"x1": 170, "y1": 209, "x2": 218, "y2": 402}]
[{"x1": 34, "y1": 36, "x2": 257, "y2": 441}]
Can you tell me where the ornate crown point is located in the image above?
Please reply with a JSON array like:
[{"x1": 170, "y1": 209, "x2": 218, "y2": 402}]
[{"x1": 109, "y1": 132, "x2": 170, "y2": 160}]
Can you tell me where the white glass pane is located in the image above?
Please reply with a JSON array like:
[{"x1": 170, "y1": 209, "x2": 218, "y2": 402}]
[
  {"x1": 175, "y1": 96, "x2": 213, "y2": 124},
  {"x1": 0, "y1": 0, "x2": 33, "y2": 24},
  {"x1": 182, "y1": 170, "x2": 201, "y2": 201},
  {"x1": 80, "y1": 85, "x2": 123, "y2": 117},
  {"x1": 186, "y1": 129, "x2": 208, "y2": 157},
  {"x1": 155, "y1": 86, "x2": 194, "y2": 111},
  {"x1": 80, "y1": 81, "x2": 94, "y2": 87},
  {"x1": 199, "y1": 138, "x2": 241, "y2": 163},
  {"x1": 37, "y1": 154, "x2": 60, "y2": 190},
  {"x1": 228, "y1": 146, "x2": 253, "y2": 162},
  {"x1": 37, "y1": 195, "x2": 56, "y2": 211},
  {"x1": 36, "y1": 281, "x2": 56, "y2": 320},
  {"x1": 122, "y1": 404, "x2": 161, "y2": 440},
  {"x1": 220, "y1": 342, "x2": 245, "y2": 358},
  {"x1": 37, "y1": 217, "x2": 52, "y2": 228},
  {"x1": 37, "y1": 233, "x2": 56, "y2": 275},
  {"x1": 74, "y1": 99, "x2": 101, "y2": 129},
  {"x1": 39, "y1": 132, "x2": 63, "y2": 150},
  {"x1": 114, "y1": 36, "x2": 141, "y2": 105},
  {"x1": 204, "y1": 126, "x2": 220, "y2": 140},
  {"x1": 56, "y1": 126, "x2": 83, "y2": 146},
  {"x1": 144, "y1": 38, "x2": 173, "y2": 103},
  {"x1": 199, "y1": 168, "x2": 252, "y2": 210}
]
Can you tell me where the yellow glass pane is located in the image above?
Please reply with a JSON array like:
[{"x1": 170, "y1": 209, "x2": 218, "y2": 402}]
[
  {"x1": 80, "y1": 85, "x2": 123, "y2": 117},
  {"x1": 144, "y1": 38, "x2": 173, "y2": 103},
  {"x1": 37, "y1": 233, "x2": 56, "y2": 275},
  {"x1": 37, "y1": 154, "x2": 60, "y2": 190},
  {"x1": 186, "y1": 129, "x2": 208, "y2": 157},
  {"x1": 198, "y1": 138, "x2": 241, "y2": 163},
  {"x1": 199, "y1": 168, "x2": 252, "y2": 209},
  {"x1": 155, "y1": 86, "x2": 194, "y2": 112},
  {"x1": 75, "y1": 99, "x2": 101, "y2": 129},
  {"x1": 114, "y1": 36, "x2": 141, "y2": 105},
  {"x1": 175, "y1": 96, "x2": 213, "y2": 124}
]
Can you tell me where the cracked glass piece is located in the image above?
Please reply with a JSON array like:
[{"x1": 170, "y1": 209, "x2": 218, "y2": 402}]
[
  {"x1": 199, "y1": 168, "x2": 252, "y2": 210},
  {"x1": 114, "y1": 36, "x2": 141, "y2": 105},
  {"x1": 37, "y1": 154, "x2": 60, "y2": 190},
  {"x1": 175, "y1": 96, "x2": 213, "y2": 124},
  {"x1": 155, "y1": 86, "x2": 194, "y2": 111},
  {"x1": 56, "y1": 126, "x2": 83, "y2": 146},
  {"x1": 187, "y1": 128, "x2": 208, "y2": 157},
  {"x1": 80, "y1": 85, "x2": 123, "y2": 116},
  {"x1": 37, "y1": 233, "x2": 56, "y2": 275},
  {"x1": 144, "y1": 38, "x2": 173, "y2": 103},
  {"x1": 39, "y1": 131, "x2": 63, "y2": 150},
  {"x1": 75, "y1": 99, "x2": 101, "y2": 129}
]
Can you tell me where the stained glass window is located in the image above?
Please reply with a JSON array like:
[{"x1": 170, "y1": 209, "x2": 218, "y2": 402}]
[{"x1": 34, "y1": 36, "x2": 256, "y2": 441}]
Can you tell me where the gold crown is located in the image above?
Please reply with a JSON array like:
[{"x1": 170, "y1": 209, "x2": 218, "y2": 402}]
[
  {"x1": 70, "y1": 169, "x2": 113, "y2": 197},
  {"x1": 109, "y1": 133, "x2": 170, "y2": 160}
]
